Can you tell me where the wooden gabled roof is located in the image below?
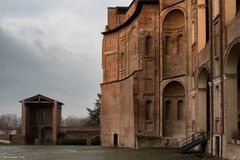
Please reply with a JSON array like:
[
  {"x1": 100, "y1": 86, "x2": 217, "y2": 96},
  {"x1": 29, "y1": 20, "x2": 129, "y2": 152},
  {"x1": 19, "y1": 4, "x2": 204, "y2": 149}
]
[{"x1": 19, "y1": 94, "x2": 64, "y2": 105}]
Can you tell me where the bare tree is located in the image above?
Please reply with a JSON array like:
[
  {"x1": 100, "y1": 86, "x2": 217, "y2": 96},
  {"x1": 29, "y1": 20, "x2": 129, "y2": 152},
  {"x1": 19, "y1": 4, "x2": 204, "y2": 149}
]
[
  {"x1": 62, "y1": 94, "x2": 101, "y2": 128},
  {"x1": 0, "y1": 114, "x2": 20, "y2": 135},
  {"x1": 63, "y1": 116, "x2": 89, "y2": 127}
]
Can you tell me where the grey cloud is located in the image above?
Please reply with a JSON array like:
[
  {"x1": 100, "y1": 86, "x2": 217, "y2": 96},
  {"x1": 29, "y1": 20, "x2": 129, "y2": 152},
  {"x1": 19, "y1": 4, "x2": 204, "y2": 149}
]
[
  {"x1": 0, "y1": 28, "x2": 101, "y2": 117},
  {"x1": 0, "y1": 0, "x2": 131, "y2": 117}
]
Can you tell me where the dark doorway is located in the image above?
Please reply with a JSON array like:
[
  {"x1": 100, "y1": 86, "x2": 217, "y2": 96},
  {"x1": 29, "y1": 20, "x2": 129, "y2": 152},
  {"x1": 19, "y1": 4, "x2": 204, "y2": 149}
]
[
  {"x1": 41, "y1": 128, "x2": 52, "y2": 145},
  {"x1": 9, "y1": 135, "x2": 12, "y2": 142},
  {"x1": 113, "y1": 134, "x2": 118, "y2": 146},
  {"x1": 215, "y1": 136, "x2": 220, "y2": 157}
]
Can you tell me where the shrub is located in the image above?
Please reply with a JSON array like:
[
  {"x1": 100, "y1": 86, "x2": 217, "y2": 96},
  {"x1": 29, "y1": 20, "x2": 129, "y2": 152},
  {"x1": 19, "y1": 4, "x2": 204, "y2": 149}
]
[
  {"x1": 90, "y1": 137, "x2": 101, "y2": 145},
  {"x1": 58, "y1": 138, "x2": 87, "y2": 145}
]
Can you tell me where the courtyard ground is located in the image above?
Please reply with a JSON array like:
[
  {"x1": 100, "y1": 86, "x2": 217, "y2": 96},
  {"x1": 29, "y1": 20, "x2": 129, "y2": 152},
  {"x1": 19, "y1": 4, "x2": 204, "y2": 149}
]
[{"x1": 0, "y1": 145, "x2": 223, "y2": 160}]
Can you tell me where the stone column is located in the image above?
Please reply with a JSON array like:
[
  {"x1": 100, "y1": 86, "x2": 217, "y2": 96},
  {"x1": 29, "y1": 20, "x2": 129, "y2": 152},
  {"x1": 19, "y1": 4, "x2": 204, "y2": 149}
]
[
  {"x1": 52, "y1": 101, "x2": 58, "y2": 145},
  {"x1": 21, "y1": 101, "x2": 27, "y2": 144}
]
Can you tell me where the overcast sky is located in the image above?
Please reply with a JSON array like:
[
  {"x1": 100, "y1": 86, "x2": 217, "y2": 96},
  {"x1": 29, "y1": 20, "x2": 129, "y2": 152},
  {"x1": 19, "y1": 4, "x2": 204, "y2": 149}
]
[{"x1": 0, "y1": 0, "x2": 132, "y2": 118}]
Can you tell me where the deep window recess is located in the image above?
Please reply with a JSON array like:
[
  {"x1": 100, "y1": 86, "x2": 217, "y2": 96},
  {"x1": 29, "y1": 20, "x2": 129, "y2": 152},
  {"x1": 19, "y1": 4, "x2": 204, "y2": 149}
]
[
  {"x1": 205, "y1": 0, "x2": 209, "y2": 43},
  {"x1": 237, "y1": 0, "x2": 240, "y2": 13}
]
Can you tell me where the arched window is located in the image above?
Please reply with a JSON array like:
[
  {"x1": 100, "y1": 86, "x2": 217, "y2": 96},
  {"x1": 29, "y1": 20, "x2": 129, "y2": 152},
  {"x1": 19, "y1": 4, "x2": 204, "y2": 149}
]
[
  {"x1": 177, "y1": 100, "x2": 184, "y2": 120},
  {"x1": 177, "y1": 34, "x2": 183, "y2": 55},
  {"x1": 120, "y1": 52, "x2": 125, "y2": 69},
  {"x1": 145, "y1": 100, "x2": 153, "y2": 121},
  {"x1": 165, "y1": 36, "x2": 171, "y2": 55},
  {"x1": 165, "y1": 100, "x2": 171, "y2": 120},
  {"x1": 146, "y1": 36, "x2": 153, "y2": 55}
]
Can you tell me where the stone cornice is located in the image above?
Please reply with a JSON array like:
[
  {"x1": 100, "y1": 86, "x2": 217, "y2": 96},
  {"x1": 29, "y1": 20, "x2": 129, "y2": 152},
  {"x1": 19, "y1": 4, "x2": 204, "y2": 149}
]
[{"x1": 102, "y1": 0, "x2": 159, "y2": 35}]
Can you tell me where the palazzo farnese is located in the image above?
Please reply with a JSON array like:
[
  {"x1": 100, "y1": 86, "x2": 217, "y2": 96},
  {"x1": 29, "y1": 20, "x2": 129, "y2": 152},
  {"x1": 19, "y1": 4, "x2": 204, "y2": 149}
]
[{"x1": 101, "y1": 0, "x2": 240, "y2": 159}]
